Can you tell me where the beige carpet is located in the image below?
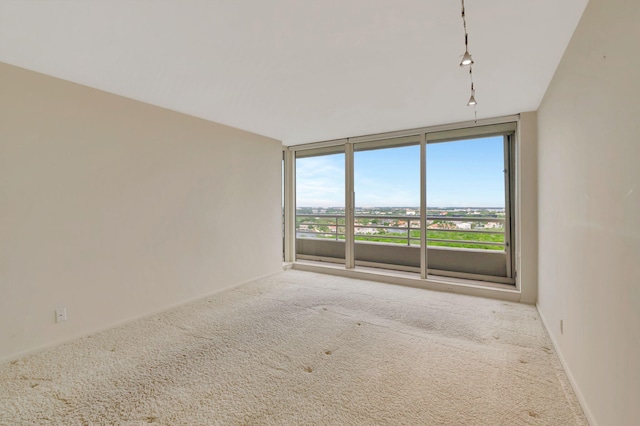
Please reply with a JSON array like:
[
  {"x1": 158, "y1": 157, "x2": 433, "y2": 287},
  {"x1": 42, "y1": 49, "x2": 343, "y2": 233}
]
[{"x1": 0, "y1": 270, "x2": 586, "y2": 425}]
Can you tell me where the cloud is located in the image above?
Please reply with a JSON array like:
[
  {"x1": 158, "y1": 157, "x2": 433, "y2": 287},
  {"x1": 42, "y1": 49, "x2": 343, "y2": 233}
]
[{"x1": 296, "y1": 156, "x2": 345, "y2": 207}]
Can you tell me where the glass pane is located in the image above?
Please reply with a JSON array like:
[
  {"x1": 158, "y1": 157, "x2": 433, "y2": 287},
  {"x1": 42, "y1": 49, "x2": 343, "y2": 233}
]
[
  {"x1": 426, "y1": 136, "x2": 508, "y2": 278},
  {"x1": 295, "y1": 151, "x2": 345, "y2": 264},
  {"x1": 354, "y1": 144, "x2": 420, "y2": 272}
]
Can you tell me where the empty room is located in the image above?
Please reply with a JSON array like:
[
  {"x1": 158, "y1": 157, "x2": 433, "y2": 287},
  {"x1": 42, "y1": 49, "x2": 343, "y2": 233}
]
[{"x1": 1, "y1": 0, "x2": 638, "y2": 425}]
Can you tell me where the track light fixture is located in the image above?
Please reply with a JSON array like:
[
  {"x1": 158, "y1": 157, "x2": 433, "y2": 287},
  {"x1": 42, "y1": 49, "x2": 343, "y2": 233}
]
[
  {"x1": 467, "y1": 83, "x2": 477, "y2": 106},
  {"x1": 460, "y1": 34, "x2": 474, "y2": 67},
  {"x1": 460, "y1": 0, "x2": 478, "y2": 121},
  {"x1": 460, "y1": 50, "x2": 474, "y2": 67}
]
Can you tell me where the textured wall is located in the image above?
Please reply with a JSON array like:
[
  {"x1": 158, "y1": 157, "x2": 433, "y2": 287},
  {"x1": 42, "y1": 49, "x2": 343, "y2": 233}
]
[{"x1": 537, "y1": 0, "x2": 640, "y2": 424}]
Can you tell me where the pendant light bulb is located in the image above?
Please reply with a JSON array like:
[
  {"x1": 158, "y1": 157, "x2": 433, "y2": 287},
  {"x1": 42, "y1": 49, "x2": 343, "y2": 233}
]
[
  {"x1": 460, "y1": 50, "x2": 474, "y2": 67},
  {"x1": 467, "y1": 83, "x2": 477, "y2": 106},
  {"x1": 467, "y1": 84, "x2": 478, "y2": 106}
]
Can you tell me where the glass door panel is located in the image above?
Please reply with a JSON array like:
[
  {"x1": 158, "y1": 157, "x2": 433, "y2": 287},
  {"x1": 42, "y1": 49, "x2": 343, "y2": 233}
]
[
  {"x1": 426, "y1": 135, "x2": 512, "y2": 282},
  {"x1": 353, "y1": 140, "x2": 420, "y2": 272},
  {"x1": 295, "y1": 149, "x2": 345, "y2": 265}
]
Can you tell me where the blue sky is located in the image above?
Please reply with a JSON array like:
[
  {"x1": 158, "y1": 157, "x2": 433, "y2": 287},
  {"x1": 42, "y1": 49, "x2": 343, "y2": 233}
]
[{"x1": 296, "y1": 136, "x2": 505, "y2": 207}]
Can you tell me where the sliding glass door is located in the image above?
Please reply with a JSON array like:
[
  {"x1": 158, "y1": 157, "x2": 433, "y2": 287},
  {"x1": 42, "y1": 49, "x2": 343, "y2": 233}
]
[
  {"x1": 289, "y1": 123, "x2": 516, "y2": 285},
  {"x1": 426, "y1": 134, "x2": 513, "y2": 283},
  {"x1": 294, "y1": 147, "x2": 345, "y2": 265},
  {"x1": 353, "y1": 137, "x2": 421, "y2": 272}
]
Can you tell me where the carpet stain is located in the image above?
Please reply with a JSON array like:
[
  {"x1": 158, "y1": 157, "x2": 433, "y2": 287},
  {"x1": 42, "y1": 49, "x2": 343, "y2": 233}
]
[
  {"x1": 528, "y1": 410, "x2": 540, "y2": 418},
  {"x1": 53, "y1": 393, "x2": 72, "y2": 406},
  {"x1": 303, "y1": 366, "x2": 313, "y2": 373},
  {"x1": 19, "y1": 375, "x2": 51, "y2": 381},
  {"x1": 542, "y1": 346, "x2": 553, "y2": 354},
  {"x1": 144, "y1": 415, "x2": 158, "y2": 423},
  {"x1": 519, "y1": 359, "x2": 528, "y2": 364},
  {"x1": 324, "y1": 350, "x2": 332, "y2": 355}
]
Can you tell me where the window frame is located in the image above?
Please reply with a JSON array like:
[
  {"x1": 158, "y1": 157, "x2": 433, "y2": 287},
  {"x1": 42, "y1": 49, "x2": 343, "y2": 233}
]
[{"x1": 286, "y1": 117, "x2": 518, "y2": 287}]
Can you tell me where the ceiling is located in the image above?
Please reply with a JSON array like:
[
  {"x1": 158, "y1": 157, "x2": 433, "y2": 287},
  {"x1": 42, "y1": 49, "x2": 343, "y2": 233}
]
[{"x1": 0, "y1": 0, "x2": 588, "y2": 145}]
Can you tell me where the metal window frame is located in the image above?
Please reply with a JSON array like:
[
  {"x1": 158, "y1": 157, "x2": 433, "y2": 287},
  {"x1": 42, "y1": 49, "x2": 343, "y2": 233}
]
[
  {"x1": 424, "y1": 125, "x2": 516, "y2": 284},
  {"x1": 286, "y1": 115, "x2": 519, "y2": 286}
]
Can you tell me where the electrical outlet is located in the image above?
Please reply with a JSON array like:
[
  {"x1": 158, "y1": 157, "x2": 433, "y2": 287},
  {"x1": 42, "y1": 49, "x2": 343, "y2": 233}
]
[
  {"x1": 56, "y1": 307, "x2": 67, "y2": 323},
  {"x1": 560, "y1": 319, "x2": 563, "y2": 335}
]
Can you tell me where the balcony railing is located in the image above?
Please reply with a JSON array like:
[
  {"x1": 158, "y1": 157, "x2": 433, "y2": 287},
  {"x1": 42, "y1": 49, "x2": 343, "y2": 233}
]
[{"x1": 296, "y1": 214, "x2": 506, "y2": 250}]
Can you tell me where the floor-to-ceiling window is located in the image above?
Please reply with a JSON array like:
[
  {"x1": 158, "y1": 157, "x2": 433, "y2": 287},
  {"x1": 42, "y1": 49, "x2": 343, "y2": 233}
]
[
  {"x1": 290, "y1": 121, "x2": 516, "y2": 285},
  {"x1": 354, "y1": 136, "x2": 421, "y2": 272},
  {"x1": 426, "y1": 133, "x2": 513, "y2": 283},
  {"x1": 295, "y1": 146, "x2": 346, "y2": 265}
]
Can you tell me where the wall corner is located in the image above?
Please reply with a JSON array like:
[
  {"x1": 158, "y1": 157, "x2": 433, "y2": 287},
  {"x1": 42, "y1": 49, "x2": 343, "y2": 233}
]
[{"x1": 517, "y1": 111, "x2": 538, "y2": 304}]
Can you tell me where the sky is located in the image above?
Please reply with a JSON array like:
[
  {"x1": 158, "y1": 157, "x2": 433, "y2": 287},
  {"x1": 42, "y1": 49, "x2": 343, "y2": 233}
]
[{"x1": 296, "y1": 136, "x2": 506, "y2": 208}]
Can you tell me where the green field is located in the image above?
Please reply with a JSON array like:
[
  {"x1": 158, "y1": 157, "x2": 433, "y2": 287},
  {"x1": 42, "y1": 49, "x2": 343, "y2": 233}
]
[
  {"x1": 353, "y1": 230, "x2": 504, "y2": 250},
  {"x1": 303, "y1": 230, "x2": 504, "y2": 251},
  {"x1": 296, "y1": 214, "x2": 505, "y2": 251}
]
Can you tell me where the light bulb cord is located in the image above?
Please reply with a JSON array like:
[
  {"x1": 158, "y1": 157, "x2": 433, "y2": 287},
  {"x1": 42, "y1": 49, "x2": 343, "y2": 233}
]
[{"x1": 462, "y1": 0, "x2": 469, "y2": 52}]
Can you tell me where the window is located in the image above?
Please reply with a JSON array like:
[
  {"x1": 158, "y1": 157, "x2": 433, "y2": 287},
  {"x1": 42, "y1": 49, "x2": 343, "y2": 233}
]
[
  {"x1": 354, "y1": 137, "x2": 421, "y2": 271},
  {"x1": 289, "y1": 122, "x2": 516, "y2": 285},
  {"x1": 295, "y1": 147, "x2": 345, "y2": 265},
  {"x1": 426, "y1": 134, "x2": 514, "y2": 282}
]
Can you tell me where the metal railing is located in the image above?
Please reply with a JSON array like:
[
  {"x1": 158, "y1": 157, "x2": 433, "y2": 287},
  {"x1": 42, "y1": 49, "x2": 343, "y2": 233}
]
[{"x1": 296, "y1": 214, "x2": 506, "y2": 249}]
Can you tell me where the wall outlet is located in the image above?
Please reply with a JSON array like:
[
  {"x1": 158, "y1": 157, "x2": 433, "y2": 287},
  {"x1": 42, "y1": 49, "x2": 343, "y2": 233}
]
[
  {"x1": 560, "y1": 319, "x2": 563, "y2": 335},
  {"x1": 56, "y1": 307, "x2": 67, "y2": 323}
]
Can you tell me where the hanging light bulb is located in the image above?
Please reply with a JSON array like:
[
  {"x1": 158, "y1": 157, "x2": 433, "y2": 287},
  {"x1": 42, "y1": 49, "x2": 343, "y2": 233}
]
[
  {"x1": 460, "y1": 34, "x2": 473, "y2": 67},
  {"x1": 467, "y1": 83, "x2": 477, "y2": 106},
  {"x1": 460, "y1": 50, "x2": 474, "y2": 67}
]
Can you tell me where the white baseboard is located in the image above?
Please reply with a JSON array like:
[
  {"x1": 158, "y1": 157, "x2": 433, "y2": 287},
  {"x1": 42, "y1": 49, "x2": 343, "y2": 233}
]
[{"x1": 536, "y1": 304, "x2": 597, "y2": 426}]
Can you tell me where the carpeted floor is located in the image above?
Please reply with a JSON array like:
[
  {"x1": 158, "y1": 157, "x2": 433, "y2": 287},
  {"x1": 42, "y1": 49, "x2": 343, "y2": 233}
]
[{"x1": 0, "y1": 270, "x2": 587, "y2": 425}]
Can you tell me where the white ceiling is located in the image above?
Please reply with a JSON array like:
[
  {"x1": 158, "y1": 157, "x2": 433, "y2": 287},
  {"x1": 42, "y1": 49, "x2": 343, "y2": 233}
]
[{"x1": 0, "y1": 0, "x2": 588, "y2": 145}]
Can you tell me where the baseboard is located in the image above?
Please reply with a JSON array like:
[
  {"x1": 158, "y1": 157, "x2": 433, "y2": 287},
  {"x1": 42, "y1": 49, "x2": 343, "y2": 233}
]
[
  {"x1": 0, "y1": 269, "x2": 284, "y2": 366},
  {"x1": 536, "y1": 304, "x2": 597, "y2": 426}
]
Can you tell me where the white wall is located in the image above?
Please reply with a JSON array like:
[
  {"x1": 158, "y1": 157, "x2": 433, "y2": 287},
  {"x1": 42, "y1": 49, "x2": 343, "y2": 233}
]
[
  {"x1": 0, "y1": 63, "x2": 283, "y2": 363},
  {"x1": 517, "y1": 112, "x2": 538, "y2": 304},
  {"x1": 537, "y1": 0, "x2": 640, "y2": 424}
]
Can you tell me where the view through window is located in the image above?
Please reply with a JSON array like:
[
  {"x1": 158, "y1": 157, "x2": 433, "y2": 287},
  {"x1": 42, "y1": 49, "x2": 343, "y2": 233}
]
[
  {"x1": 295, "y1": 150, "x2": 346, "y2": 263},
  {"x1": 293, "y1": 127, "x2": 514, "y2": 283},
  {"x1": 427, "y1": 136, "x2": 506, "y2": 251}
]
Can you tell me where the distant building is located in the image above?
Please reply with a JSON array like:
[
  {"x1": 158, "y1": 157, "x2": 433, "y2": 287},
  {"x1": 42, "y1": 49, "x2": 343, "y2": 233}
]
[
  {"x1": 355, "y1": 227, "x2": 377, "y2": 235},
  {"x1": 428, "y1": 222, "x2": 456, "y2": 230},
  {"x1": 456, "y1": 222, "x2": 472, "y2": 230}
]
